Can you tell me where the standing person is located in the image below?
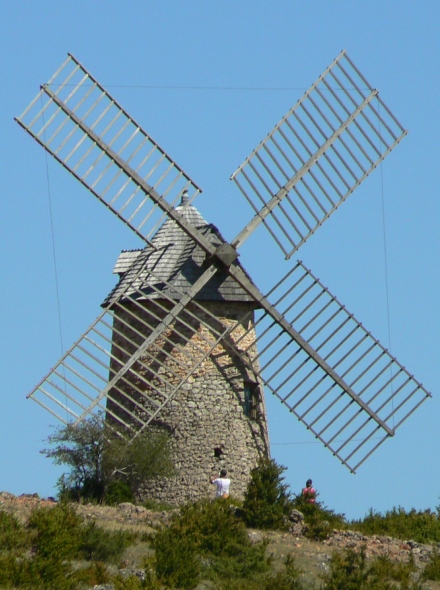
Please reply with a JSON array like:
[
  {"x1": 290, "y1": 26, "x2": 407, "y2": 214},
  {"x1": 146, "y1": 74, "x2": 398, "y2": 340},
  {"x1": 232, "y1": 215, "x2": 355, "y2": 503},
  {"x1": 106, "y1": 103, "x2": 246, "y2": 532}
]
[
  {"x1": 211, "y1": 469, "x2": 231, "y2": 499},
  {"x1": 302, "y1": 479, "x2": 316, "y2": 503}
]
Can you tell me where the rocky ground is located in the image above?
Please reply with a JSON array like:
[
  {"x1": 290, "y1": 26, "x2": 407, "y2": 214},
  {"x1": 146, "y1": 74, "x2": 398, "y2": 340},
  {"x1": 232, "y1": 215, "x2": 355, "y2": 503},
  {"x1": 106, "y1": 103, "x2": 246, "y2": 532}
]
[{"x1": 2, "y1": 491, "x2": 440, "y2": 589}]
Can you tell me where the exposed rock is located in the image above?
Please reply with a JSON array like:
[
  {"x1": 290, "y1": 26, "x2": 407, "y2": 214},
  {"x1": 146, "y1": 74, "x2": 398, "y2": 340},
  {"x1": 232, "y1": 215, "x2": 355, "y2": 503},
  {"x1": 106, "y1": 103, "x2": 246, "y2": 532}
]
[
  {"x1": 288, "y1": 508, "x2": 305, "y2": 524},
  {"x1": 285, "y1": 508, "x2": 308, "y2": 536},
  {"x1": 324, "y1": 529, "x2": 435, "y2": 565}
]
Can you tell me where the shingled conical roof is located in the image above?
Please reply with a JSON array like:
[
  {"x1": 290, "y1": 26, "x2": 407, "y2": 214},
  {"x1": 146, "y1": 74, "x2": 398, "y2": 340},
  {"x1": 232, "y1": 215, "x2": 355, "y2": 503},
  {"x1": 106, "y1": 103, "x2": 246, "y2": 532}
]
[{"x1": 103, "y1": 196, "x2": 258, "y2": 307}]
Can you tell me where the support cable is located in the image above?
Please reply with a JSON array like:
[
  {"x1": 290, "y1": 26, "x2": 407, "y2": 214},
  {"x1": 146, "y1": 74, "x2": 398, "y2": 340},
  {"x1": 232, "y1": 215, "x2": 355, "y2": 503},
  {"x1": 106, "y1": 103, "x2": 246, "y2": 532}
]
[
  {"x1": 378, "y1": 100, "x2": 395, "y2": 430},
  {"x1": 41, "y1": 95, "x2": 68, "y2": 420}
]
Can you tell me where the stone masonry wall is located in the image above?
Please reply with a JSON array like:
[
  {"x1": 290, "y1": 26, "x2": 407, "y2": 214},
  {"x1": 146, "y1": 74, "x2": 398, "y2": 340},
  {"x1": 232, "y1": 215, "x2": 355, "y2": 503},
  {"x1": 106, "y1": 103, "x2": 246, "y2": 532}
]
[{"x1": 107, "y1": 299, "x2": 270, "y2": 505}]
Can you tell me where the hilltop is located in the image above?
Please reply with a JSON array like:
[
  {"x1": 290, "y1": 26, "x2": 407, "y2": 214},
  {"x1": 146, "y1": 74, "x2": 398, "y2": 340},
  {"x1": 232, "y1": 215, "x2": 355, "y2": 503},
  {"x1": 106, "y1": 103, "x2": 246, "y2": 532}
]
[{"x1": 2, "y1": 491, "x2": 440, "y2": 589}]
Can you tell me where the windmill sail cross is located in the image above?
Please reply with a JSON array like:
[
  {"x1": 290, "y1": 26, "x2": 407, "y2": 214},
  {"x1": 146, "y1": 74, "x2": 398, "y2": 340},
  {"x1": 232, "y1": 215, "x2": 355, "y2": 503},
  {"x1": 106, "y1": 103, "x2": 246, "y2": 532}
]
[{"x1": 18, "y1": 50, "x2": 430, "y2": 495}]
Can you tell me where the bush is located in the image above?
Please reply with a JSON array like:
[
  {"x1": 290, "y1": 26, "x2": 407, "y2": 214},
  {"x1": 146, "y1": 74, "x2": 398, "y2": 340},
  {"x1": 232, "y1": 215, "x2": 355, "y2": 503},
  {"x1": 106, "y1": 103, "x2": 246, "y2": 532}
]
[
  {"x1": 27, "y1": 502, "x2": 83, "y2": 561},
  {"x1": 0, "y1": 504, "x2": 84, "y2": 589},
  {"x1": 242, "y1": 457, "x2": 295, "y2": 530},
  {"x1": 142, "y1": 497, "x2": 176, "y2": 512},
  {"x1": 321, "y1": 547, "x2": 385, "y2": 590},
  {"x1": 72, "y1": 561, "x2": 111, "y2": 586},
  {"x1": 152, "y1": 498, "x2": 269, "y2": 588},
  {"x1": 0, "y1": 553, "x2": 29, "y2": 588},
  {"x1": 350, "y1": 506, "x2": 440, "y2": 544},
  {"x1": 0, "y1": 510, "x2": 28, "y2": 552},
  {"x1": 105, "y1": 479, "x2": 135, "y2": 505},
  {"x1": 260, "y1": 554, "x2": 304, "y2": 590},
  {"x1": 293, "y1": 493, "x2": 346, "y2": 540},
  {"x1": 0, "y1": 504, "x2": 135, "y2": 588},
  {"x1": 43, "y1": 414, "x2": 108, "y2": 502},
  {"x1": 0, "y1": 553, "x2": 77, "y2": 590},
  {"x1": 80, "y1": 520, "x2": 134, "y2": 563},
  {"x1": 320, "y1": 547, "x2": 423, "y2": 590},
  {"x1": 42, "y1": 414, "x2": 174, "y2": 503},
  {"x1": 105, "y1": 429, "x2": 175, "y2": 496},
  {"x1": 216, "y1": 554, "x2": 305, "y2": 590},
  {"x1": 154, "y1": 524, "x2": 200, "y2": 589},
  {"x1": 422, "y1": 549, "x2": 440, "y2": 581}
]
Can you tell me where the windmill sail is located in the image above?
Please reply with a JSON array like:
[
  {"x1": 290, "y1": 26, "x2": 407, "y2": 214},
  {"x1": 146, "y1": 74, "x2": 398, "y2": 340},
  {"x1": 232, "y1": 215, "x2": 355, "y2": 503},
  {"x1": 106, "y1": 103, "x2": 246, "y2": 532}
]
[
  {"x1": 27, "y1": 200, "x2": 260, "y2": 433},
  {"x1": 228, "y1": 261, "x2": 431, "y2": 472},
  {"x1": 231, "y1": 50, "x2": 407, "y2": 259},
  {"x1": 18, "y1": 51, "x2": 431, "y2": 480},
  {"x1": 15, "y1": 54, "x2": 202, "y2": 245}
]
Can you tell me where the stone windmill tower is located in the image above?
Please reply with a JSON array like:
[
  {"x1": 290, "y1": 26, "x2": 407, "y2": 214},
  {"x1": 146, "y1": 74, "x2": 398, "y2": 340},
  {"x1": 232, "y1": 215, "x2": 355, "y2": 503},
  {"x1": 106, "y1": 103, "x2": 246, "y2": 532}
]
[
  {"x1": 104, "y1": 193, "x2": 269, "y2": 503},
  {"x1": 18, "y1": 51, "x2": 431, "y2": 504}
]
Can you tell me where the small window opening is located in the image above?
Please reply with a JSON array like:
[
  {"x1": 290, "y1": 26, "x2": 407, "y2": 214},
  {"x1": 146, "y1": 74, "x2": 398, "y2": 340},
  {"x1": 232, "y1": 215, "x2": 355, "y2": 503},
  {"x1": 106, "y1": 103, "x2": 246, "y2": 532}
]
[{"x1": 244, "y1": 382, "x2": 258, "y2": 420}]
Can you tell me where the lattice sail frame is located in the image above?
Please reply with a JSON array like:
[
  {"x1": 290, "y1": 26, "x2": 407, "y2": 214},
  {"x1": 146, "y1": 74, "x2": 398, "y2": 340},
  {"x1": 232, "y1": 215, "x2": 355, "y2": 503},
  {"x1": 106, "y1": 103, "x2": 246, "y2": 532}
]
[
  {"x1": 231, "y1": 50, "x2": 407, "y2": 258},
  {"x1": 27, "y1": 254, "x2": 431, "y2": 471},
  {"x1": 15, "y1": 53, "x2": 202, "y2": 245},
  {"x1": 27, "y1": 260, "x2": 237, "y2": 432},
  {"x1": 228, "y1": 262, "x2": 430, "y2": 472},
  {"x1": 18, "y1": 50, "x2": 431, "y2": 472}
]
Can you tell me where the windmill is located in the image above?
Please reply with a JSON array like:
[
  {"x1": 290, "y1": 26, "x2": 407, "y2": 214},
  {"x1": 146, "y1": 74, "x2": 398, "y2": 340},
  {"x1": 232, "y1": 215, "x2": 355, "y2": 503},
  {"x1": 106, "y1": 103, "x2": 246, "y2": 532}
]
[{"x1": 17, "y1": 50, "x2": 431, "y2": 504}]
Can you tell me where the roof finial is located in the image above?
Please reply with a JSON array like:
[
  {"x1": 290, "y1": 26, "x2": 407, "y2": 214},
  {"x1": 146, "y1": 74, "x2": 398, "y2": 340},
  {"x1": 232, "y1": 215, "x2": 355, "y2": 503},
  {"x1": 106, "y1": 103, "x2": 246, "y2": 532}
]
[{"x1": 180, "y1": 189, "x2": 189, "y2": 206}]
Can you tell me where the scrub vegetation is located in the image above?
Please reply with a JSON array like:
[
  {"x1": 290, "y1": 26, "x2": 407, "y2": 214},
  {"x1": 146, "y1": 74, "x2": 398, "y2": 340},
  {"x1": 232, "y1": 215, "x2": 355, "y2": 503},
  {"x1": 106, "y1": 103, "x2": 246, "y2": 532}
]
[
  {"x1": 3, "y1": 489, "x2": 440, "y2": 589},
  {"x1": 42, "y1": 414, "x2": 174, "y2": 504},
  {"x1": 2, "y1": 433, "x2": 439, "y2": 588}
]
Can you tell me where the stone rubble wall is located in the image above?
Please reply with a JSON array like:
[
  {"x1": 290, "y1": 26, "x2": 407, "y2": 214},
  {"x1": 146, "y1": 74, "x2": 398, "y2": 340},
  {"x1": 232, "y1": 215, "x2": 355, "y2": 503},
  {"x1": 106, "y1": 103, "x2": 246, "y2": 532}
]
[{"x1": 108, "y1": 300, "x2": 270, "y2": 506}]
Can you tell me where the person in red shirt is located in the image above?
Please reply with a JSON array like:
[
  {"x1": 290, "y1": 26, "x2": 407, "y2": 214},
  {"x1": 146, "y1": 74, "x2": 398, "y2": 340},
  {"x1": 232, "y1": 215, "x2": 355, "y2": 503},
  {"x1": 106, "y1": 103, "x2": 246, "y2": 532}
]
[{"x1": 302, "y1": 479, "x2": 316, "y2": 503}]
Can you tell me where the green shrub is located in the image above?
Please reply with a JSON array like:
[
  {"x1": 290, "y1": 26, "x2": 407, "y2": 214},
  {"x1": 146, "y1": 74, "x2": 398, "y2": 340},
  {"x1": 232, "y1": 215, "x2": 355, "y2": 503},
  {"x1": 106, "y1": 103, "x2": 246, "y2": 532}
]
[
  {"x1": 80, "y1": 520, "x2": 133, "y2": 563},
  {"x1": 0, "y1": 510, "x2": 28, "y2": 552},
  {"x1": 351, "y1": 506, "x2": 440, "y2": 544},
  {"x1": 369, "y1": 553, "x2": 422, "y2": 588},
  {"x1": 105, "y1": 479, "x2": 135, "y2": 504},
  {"x1": 27, "y1": 502, "x2": 83, "y2": 561},
  {"x1": 293, "y1": 493, "x2": 346, "y2": 540},
  {"x1": 0, "y1": 505, "x2": 84, "y2": 589},
  {"x1": 154, "y1": 524, "x2": 200, "y2": 589},
  {"x1": 14, "y1": 503, "x2": 83, "y2": 589},
  {"x1": 72, "y1": 561, "x2": 111, "y2": 586},
  {"x1": 261, "y1": 554, "x2": 305, "y2": 590},
  {"x1": 217, "y1": 554, "x2": 305, "y2": 590},
  {"x1": 242, "y1": 457, "x2": 295, "y2": 530},
  {"x1": 43, "y1": 415, "x2": 174, "y2": 503},
  {"x1": 105, "y1": 429, "x2": 175, "y2": 496},
  {"x1": 320, "y1": 547, "x2": 423, "y2": 590},
  {"x1": 181, "y1": 499, "x2": 268, "y2": 579},
  {"x1": 0, "y1": 554, "x2": 78, "y2": 590},
  {"x1": 142, "y1": 497, "x2": 176, "y2": 512},
  {"x1": 0, "y1": 553, "x2": 25, "y2": 588},
  {"x1": 152, "y1": 498, "x2": 269, "y2": 588},
  {"x1": 422, "y1": 549, "x2": 440, "y2": 581},
  {"x1": 43, "y1": 415, "x2": 108, "y2": 502},
  {"x1": 321, "y1": 547, "x2": 386, "y2": 590}
]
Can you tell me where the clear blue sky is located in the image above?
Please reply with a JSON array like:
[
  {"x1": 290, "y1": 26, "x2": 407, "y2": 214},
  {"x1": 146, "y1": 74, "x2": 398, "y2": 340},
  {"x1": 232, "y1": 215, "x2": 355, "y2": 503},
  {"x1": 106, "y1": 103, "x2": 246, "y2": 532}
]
[{"x1": 1, "y1": 2, "x2": 439, "y2": 520}]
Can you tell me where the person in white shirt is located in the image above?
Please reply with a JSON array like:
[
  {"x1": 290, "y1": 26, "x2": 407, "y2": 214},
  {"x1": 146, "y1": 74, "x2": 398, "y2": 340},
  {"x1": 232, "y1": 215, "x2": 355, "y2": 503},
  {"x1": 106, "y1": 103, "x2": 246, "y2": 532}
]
[{"x1": 210, "y1": 469, "x2": 231, "y2": 498}]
